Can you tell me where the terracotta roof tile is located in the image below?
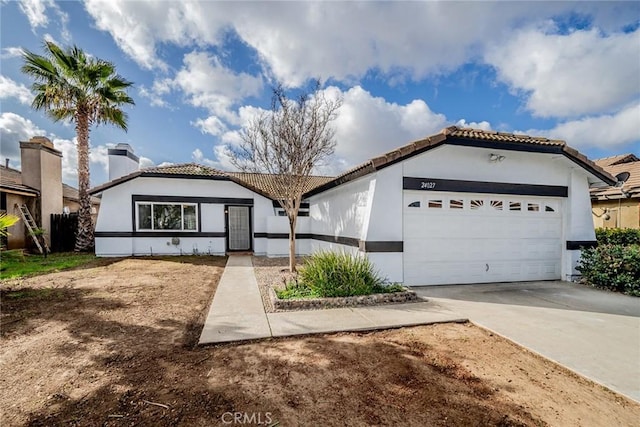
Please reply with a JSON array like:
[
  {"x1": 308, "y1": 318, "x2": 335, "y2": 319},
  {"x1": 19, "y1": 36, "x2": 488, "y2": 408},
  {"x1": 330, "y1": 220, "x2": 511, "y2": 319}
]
[
  {"x1": 90, "y1": 162, "x2": 333, "y2": 200},
  {"x1": 0, "y1": 165, "x2": 39, "y2": 196},
  {"x1": 62, "y1": 184, "x2": 101, "y2": 205},
  {"x1": 448, "y1": 127, "x2": 566, "y2": 146},
  {"x1": 143, "y1": 163, "x2": 228, "y2": 177},
  {"x1": 591, "y1": 155, "x2": 640, "y2": 199},
  {"x1": 228, "y1": 172, "x2": 333, "y2": 199},
  {"x1": 306, "y1": 126, "x2": 615, "y2": 197}
]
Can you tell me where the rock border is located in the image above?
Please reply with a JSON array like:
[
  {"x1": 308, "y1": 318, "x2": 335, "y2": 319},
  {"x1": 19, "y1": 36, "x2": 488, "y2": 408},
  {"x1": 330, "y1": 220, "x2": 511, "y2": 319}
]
[{"x1": 269, "y1": 287, "x2": 418, "y2": 311}]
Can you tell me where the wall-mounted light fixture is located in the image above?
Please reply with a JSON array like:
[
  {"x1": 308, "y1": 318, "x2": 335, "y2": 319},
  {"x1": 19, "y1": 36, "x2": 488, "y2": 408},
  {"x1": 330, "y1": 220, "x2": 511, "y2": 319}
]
[{"x1": 489, "y1": 153, "x2": 506, "y2": 162}]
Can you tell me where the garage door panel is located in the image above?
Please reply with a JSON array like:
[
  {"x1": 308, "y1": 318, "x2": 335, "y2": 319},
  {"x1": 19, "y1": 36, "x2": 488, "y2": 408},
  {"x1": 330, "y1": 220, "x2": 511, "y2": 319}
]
[{"x1": 403, "y1": 191, "x2": 563, "y2": 285}]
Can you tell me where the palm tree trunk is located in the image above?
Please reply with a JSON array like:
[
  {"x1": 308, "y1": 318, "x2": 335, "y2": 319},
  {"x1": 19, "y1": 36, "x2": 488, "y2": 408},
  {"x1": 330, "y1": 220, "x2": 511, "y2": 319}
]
[{"x1": 74, "y1": 111, "x2": 94, "y2": 252}]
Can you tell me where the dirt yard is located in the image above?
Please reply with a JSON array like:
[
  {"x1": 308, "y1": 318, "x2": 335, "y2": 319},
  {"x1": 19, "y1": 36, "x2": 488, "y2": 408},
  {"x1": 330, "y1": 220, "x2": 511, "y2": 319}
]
[{"x1": 1, "y1": 256, "x2": 639, "y2": 426}]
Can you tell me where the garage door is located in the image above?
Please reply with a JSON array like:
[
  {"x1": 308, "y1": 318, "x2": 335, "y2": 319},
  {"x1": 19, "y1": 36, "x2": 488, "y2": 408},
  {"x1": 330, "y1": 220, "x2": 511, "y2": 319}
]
[{"x1": 403, "y1": 191, "x2": 562, "y2": 285}]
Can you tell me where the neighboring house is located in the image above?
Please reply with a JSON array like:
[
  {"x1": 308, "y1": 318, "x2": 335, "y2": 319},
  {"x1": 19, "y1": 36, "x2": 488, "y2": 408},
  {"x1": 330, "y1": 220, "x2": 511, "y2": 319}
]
[
  {"x1": 591, "y1": 154, "x2": 640, "y2": 229},
  {"x1": 0, "y1": 136, "x2": 100, "y2": 249},
  {"x1": 91, "y1": 126, "x2": 615, "y2": 285}
]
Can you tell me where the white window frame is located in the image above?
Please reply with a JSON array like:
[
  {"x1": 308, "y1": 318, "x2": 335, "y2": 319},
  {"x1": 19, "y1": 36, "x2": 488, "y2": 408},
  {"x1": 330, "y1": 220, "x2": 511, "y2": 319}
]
[{"x1": 136, "y1": 202, "x2": 198, "y2": 232}]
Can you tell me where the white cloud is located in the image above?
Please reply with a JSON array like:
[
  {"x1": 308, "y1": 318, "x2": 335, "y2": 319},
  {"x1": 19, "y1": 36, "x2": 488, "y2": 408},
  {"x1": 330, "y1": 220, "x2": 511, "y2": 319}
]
[
  {"x1": 139, "y1": 156, "x2": 155, "y2": 169},
  {"x1": 19, "y1": 0, "x2": 50, "y2": 30},
  {"x1": 173, "y1": 51, "x2": 263, "y2": 123},
  {"x1": 193, "y1": 116, "x2": 227, "y2": 137},
  {"x1": 330, "y1": 86, "x2": 448, "y2": 166},
  {"x1": 486, "y1": 27, "x2": 640, "y2": 118},
  {"x1": 0, "y1": 75, "x2": 33, "y2": 105},
  {"x1": 527, "y1": 102, "x2": 640, "y2": 150},
  {"x1": 84, "y1": 0, "x2": 226, "y2": 71},
  {"x1": 455, "y1": 119, "x2": 492, "y2": 131},
  {"x1": 83, "y1": 1, "x2": 638, "y2": 87},
  {"x1": 0, "y1": 112, "x2": 45, "y2": 164},
  {"x1": 18, "y1": 0, "x2": 70, "y2": 41},
  {"x1": 138, "y1": 78, "x2": 173, "y2": 107},
  {"x1": 1, "y1": 47, "x2": 24, "y2": 59}
]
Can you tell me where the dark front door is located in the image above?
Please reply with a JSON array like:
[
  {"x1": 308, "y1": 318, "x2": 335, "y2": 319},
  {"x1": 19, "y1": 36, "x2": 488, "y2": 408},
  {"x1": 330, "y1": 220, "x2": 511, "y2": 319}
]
[{"x1": 227, "y1": 205, "x2": 252, "y2": 251}]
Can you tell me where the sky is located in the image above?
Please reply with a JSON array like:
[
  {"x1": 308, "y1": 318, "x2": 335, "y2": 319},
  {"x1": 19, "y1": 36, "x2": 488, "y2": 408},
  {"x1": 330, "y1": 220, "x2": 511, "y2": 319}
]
[{"x1": 1, "y1": 1, "x2": 639, "y2": 188}]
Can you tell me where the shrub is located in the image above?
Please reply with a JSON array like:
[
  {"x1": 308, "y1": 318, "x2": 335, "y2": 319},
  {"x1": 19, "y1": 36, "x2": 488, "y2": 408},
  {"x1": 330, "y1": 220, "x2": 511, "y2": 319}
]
[
  {"x1": 577, "y1": 244, "x2": 640, "y2": 296},
  {"x1": 595, "y1": 228, "x2": 640, "y2": 245},
  {"x1": 298, "y1": 251, "x2": 391, "y2": 297}
]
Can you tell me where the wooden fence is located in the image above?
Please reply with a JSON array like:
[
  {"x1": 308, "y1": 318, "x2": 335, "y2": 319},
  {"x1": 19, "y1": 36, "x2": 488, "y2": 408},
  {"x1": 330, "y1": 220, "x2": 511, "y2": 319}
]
[{"x1": 50, "y1": 213, "x2": 78, "y2": 252}]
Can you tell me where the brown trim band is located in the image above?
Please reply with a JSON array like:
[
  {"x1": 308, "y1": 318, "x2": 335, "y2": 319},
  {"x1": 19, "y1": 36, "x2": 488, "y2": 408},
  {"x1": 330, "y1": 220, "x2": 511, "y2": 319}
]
[
  {"x1": 403, "y1": 177, "x2": 569, "y2": 197},
  {"x1": 566, "y1": 240, "x2": 598, "y2": 250},
  {"x1": 95, "y1": 231, "x2": 226, "y2": 238},
  {"x1": 132, "y1": 194, "x2": 254, "y2": 205}
]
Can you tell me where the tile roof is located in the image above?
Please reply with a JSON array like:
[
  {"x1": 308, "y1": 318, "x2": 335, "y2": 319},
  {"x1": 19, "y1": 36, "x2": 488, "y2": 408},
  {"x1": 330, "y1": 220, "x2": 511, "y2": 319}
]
[
  {"x1": 446, "y1": 127, "x2": 566, "y2": 146},
  {"x1": 0, "y1": 165, "x2": 39, "y2": 196},
  {"x1": 594, "y1": 154, "x2": 639, "y2": 168},
  {"x1": 89, "y1": 163, "x2": 333, "y2": 200},
  {"x1": 142, "y1": 163, "x2": 228, "y2": 177},
  {"x1": 306, "y1": 126, "x2": 616, "y2": 197},
  {"x1": 228, "y1": 172, "x2": 333, "y2": 199},
  {"x1": 591, "y1": 154, "x2": 640, "y2": 200},
  {"x1": 62, "y1": 184, "x2": 101, "y2": 205}
]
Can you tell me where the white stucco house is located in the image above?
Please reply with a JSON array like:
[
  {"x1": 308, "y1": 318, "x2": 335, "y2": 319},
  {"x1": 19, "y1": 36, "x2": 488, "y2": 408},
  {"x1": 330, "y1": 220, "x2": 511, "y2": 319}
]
[{"x1": 90, "y1": 127, "x2": 615, "y2": 285}]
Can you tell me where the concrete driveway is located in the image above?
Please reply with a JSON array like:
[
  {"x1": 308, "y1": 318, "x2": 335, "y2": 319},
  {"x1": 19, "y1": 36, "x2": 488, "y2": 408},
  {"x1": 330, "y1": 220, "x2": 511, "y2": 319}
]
[{"x1": 412, "y1": 281, "x2": 640, "y2": 402}]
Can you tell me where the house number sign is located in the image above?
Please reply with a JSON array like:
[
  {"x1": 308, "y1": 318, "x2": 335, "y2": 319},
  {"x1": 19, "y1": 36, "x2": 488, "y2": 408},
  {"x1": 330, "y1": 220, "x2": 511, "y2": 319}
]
[{"x1": 420, "y1": 181, "x2": 436, "y2": 189}]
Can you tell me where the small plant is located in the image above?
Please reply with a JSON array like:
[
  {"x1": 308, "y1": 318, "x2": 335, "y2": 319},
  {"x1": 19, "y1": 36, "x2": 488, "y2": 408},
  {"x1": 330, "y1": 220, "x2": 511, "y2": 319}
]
[{"x1": 0, "y1": 213, "x2": 20, "y2": 238}]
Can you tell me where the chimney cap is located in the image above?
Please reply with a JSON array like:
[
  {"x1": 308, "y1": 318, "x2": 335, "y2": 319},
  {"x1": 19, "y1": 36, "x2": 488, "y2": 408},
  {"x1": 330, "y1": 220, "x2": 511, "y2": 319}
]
[
  {"x1": 28, "y1": 136, "x2": 54, "y2": 149},
  {"x1": 114, "y1": 143, "x2": 134, "y2": 152}
]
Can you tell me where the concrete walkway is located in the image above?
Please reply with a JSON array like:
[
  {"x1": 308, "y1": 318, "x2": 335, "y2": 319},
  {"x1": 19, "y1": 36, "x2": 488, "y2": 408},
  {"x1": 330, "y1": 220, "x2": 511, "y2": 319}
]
[
  {"x1": 199, "y1": 256, "x2": 271, "y2": 344},
  {"x1": 199, "y1": 256, "x2": 465, "y2": 345}
]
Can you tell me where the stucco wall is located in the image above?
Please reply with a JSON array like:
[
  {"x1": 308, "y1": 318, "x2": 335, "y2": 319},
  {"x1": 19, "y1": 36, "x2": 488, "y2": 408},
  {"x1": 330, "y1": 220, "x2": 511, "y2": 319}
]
[
  {"x1": 263, "y1": 216, "x2": 310, "y2": 257},
  {"x1": 4, "y1": 194, "x2": 34, "y2": 249},
  {"x1": 309, "y1": 174, "x2": 373, "y2": 240},
  {"x1": 94, "y1": 176, "x2": 274, "y2": 256},
  {"x1": 592, "y1": 199, "x2": 640, "y2": 229},
  {"x1": 308, "y1": 144, "x2": 600, "y2": 284}
]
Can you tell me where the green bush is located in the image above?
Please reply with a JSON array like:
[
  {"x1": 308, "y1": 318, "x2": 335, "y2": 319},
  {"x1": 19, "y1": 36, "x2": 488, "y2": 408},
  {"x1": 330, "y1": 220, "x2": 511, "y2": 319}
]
[
  {"x1": 276, "y1": 251, "x2": 403, "y2": 299},
  {"x1": 577, "y1": 244, "x2": 640, "y2": 296},
  {"x1": 595, "y1": 228, "x2": 640, "y2": 245}
]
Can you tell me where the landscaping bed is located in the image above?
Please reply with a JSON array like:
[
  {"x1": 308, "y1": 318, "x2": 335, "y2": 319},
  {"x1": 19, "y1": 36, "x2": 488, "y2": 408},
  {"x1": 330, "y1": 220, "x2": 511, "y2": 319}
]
[
  {"x1": 254, "y1": 253, "x2": 416, "y2": 312},
  {"x1": 1, "y1": 256, "x2": 639, "y2": 426},
  {"x1": 269, "y1": 285, "x2": 417, "y2": 310}
]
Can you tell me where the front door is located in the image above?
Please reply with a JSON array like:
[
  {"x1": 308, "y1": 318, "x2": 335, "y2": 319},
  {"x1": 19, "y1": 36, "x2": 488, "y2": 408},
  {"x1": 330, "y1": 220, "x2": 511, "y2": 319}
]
[{"x1": 227, "y1": 205, "x2": 252, "y2": 251}]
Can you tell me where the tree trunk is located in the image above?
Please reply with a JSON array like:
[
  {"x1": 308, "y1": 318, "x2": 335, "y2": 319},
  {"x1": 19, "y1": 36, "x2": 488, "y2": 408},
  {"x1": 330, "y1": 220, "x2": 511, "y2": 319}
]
[
  {"x1": 288, "y1": 215, "x2": 297, "y2": 273},
  {"x1": 74, "y1": 111, "x2": 94, "y2": 252}
]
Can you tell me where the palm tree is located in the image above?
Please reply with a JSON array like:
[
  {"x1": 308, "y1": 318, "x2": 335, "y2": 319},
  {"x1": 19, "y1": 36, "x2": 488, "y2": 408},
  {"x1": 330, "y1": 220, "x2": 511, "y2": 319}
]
[{"x1": 22, "y1": 41, "x2": 134, "y2": 251}]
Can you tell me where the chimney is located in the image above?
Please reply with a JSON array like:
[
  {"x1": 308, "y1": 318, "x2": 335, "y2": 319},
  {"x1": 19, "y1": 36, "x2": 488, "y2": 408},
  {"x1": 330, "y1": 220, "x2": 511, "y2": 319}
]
[
  {"x1": 108, "y1": 143, "x2": 139, "y2": 181},
  {"x1": 5, "y1": 158, "x2": 9, "y2": 168},
  {"x1": 20, "y1": 136, "x2": 63, "y2": 243}
]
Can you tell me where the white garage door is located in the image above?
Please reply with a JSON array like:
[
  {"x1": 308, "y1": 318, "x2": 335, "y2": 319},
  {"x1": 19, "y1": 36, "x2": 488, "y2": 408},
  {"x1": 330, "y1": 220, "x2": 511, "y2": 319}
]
[{"x1": 403, "y1": 191, "x2": 562, "y2": 285}]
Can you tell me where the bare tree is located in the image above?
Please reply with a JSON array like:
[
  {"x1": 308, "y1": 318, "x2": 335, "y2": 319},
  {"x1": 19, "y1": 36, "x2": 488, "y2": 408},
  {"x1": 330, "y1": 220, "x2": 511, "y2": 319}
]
[{"x1": 231, "y1": 81, "x2": 342, "y2": 272}]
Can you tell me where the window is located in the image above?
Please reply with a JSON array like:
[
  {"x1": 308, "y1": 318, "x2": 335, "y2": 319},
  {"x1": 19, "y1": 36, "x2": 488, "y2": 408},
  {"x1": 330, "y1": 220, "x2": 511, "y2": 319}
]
[
  {"x1": 137, "y1": 203, "x2": 197, "y2": 231},
  {"x1": 528, "y1": 203, "x2": 540, "y2": 212},
  {"x1": 490, "y1": 200, "x2": 503, "y2": 210},
  {"x1": 428, "y1": 200, "x2": 442, "y2": 208},
  {"x1": 470, "y1": 199, "x2": 484, "y2": 210},
  {"x1": 545, "y1": 205, "x2": 555, "y2": 212},
  {"x1": 408, "y1": 201, "x2": 421, "y2": 208},
  {"x1": 509, "y1": 202, "x2": 521, "y2": 211},
  {"x1": 449, "y1": 199, "x2": 464, "y2": 209}
]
